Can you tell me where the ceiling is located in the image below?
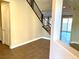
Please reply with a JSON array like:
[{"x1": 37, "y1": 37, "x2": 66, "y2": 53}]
[
  {"x1": 63, "y1": 0, "x2": 79, "y2": 16},
  {"x1": 34, "y1": 0, "x2": 79, "y2": 17},
  {"x1": 62, "y1": 0, "x2": 73, "y2": 16},
  {"x1": 69, "y1": 0, "x2": 79, "y2": 7}
]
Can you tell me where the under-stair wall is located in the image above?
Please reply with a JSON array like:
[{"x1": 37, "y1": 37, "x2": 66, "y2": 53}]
[{"x1": 2, "y1": 0, "x2": 50, "y2": 48}]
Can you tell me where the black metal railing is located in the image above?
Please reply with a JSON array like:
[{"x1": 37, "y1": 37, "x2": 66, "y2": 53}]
[
  {"x1": 42, "y1": 17, "x2": 51, "y2": 34},
  {"x1": 26, "y1": 0, "x2": 51, "y2": 34},
  {"x1": 27, "y1": 0, "x2": 43, "y2": 22}
]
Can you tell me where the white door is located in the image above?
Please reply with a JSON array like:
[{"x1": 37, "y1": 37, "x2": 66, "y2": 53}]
[{"x1": 1, "y1": 2, "x2": 10, "y2": 46}]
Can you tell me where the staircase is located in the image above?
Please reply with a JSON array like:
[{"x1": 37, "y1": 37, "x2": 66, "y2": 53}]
[{"x1": 26, "y1": 0, "x2": 51, "y2": 34}]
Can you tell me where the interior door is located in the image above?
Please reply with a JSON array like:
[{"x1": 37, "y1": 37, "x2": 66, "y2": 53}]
[{"x1": 1, "y1": 2, "x2": 10, "y2": 46}]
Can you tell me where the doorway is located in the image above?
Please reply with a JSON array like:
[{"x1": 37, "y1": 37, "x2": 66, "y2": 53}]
[{"x1": 0, "y1": 1, "x2": 10, "y2": 46}]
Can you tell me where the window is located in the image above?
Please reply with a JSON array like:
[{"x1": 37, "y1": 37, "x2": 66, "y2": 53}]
[{"x1": 61, "y1": 17, "x2": 73, "y2": 45}]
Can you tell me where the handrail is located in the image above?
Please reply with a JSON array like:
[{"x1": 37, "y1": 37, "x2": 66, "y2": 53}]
[
  {"x1": 26, "y1": 0, "x2": 43, "y2": 22},
  {"x1": 33, "y1": 0, "x2": 42, "y2": 16},
  {"x1": 26, "y1": 0, "x2": 51, "y2": 34}
]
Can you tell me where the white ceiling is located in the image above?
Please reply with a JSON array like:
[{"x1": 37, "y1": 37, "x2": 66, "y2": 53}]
[
  {"x1": 34, "y1": 0, "x2": 79, "y2": 16},
  {"x1": 63, "y1": 0, "x2": 73, "y2": 16},
  {"x1": 69, "y1": 0, "x2": 79, "y2": 10},
  {"x1": 63, "y1": 0, "x2": 79, "y2": 16}
]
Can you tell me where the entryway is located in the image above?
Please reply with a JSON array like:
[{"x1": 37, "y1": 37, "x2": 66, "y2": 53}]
[{"x1": 0, "y1": 1, "x2": 10, "y2": 46}]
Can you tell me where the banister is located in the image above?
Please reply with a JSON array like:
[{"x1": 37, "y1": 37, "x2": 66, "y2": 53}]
[{"x1": 26, "y1": 0, "x2": 51, "y2": 34}]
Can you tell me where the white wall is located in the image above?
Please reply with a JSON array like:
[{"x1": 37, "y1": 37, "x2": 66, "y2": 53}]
[
  {"x1": 2, "y1": 0, "x2": 49, "y2": 48},
  {"x1": 50, "y1": 0, "x2": 79, "y2": 59},
  {"x1": 50, "y1": 0, "x2": 63, "y2": 58},
  {"x1": 52, "y1": 40, "x2": 79, "y2": 59},
  {"x1": 71, "y1": 8, "x2": 79, "y2": 43},
  {"x1": 42, "y1": 28, "x2": 50, "y2": 38},
  {"x1": 53, "y1": 0, "x2": 63, "y2": 40}
]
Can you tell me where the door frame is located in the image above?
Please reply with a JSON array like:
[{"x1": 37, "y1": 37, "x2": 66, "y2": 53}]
[{"x1": 1, "y1": 1, "x2": 11, "y2": 46}]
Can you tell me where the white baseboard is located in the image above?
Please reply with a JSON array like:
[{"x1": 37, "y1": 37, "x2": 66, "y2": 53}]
[
  {"x1": 10, "y1": 37, "x2": 50, "y2": 49},
  {"x1": 10, "y1": 37, "x2": 40, "y2": 49},
  {"x1": 40, "y1": 37, "x2": 50, "y2": 40},
  {"x1": 71, "y1": 41, "x2": 79, "y2": 44}
]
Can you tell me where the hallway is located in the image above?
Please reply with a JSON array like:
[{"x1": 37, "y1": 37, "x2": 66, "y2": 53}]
[{"x1": 0, "y1": 39, "x2": 50, "y2": 59}]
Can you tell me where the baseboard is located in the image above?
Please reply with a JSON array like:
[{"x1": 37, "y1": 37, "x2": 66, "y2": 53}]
[
  {"x1": 10, "y1": 37, "x2": 50, "y2": 49},
  {"x1": 71, "y1": 41, "x2": 79, "y2": 44},
  {"x1": 10, "y1": 37, "x2": 40, "y2": 49},
  {"x1": 40, "y1": 37, "x2": 50, "y2": 40}
]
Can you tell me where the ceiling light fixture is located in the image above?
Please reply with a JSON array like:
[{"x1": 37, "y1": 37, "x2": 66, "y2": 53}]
[{"x1": 63, "y1": 6, "x2": 66, "y2": 8}]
